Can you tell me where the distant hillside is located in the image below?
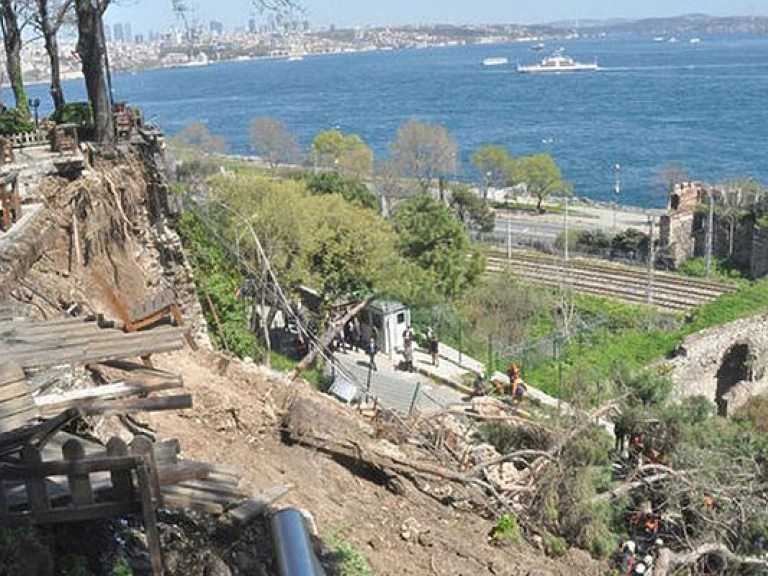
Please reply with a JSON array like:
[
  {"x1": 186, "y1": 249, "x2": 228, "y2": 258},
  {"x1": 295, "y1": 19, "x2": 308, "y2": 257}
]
[{"x1": 553, "y1": 14, "x2": 768, "y2": 36}]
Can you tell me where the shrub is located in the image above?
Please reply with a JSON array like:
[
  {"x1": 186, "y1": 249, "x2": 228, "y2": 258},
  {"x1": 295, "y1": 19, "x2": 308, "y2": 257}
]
[
  {"x1": 480, "y1": 421, "x2": 552, "y2": 454},
  {"x1": 491, "y1": 514, "x2": 523, "y2": 545},
  {"x1": 326, "y1": 534, "x2": 371, "y2": 576},
  {"x1": 0, "y1": 108, "x2": 35, "y2": 135},
  {"x1": 542, "y1": 530, "x2": 568, "y2": 557},
  {"x1": 51, "y1": 102, "x2": 93, "y2": 127}
]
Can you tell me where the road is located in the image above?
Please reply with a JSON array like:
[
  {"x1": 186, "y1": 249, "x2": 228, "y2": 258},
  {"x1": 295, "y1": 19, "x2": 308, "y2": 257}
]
[
  {"x1": 330, "y1": 348, "x2": 466, "y2": 415},
  {"x1": 486, "y1": 203, "x2": 663, "y2": 248}
]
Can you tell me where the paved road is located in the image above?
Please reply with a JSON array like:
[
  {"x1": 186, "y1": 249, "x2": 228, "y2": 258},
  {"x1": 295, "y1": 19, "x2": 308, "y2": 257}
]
[
  {"x1": 484, "y1": 203, "x2": 664, "y2": 251},
  {"x1": 330, "y1": 348, "x2": 467, "y2": 415}
]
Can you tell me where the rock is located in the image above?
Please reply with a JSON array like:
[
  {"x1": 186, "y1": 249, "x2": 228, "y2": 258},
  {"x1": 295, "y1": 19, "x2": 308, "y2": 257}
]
[{"x1": 202, "y1": 551, "x2": 232, "y2": 576}]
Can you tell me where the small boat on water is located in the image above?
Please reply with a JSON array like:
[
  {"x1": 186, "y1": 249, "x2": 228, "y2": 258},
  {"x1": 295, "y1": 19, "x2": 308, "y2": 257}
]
[
  {"x1": 516, "y1": 49, "x2": 598, "y2": 73},
  {"x1": 530, "y1": 42, "x2": 546, "y2": 51},
  {"x1": 482, "y1": 57, "x2": 508, "y2": 67}
]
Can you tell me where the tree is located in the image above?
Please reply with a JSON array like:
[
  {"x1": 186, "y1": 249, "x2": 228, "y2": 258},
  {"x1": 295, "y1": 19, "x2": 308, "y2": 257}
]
[
  {"x1": 390, "y1": 119, "x2": 457, "y2": 195},
  {"x1": 249, "y1": 116, "x2": 299, "y2": 173},
  {"x1": 514, "y1": 153, "x2": 570, "y2": 213},
  {"x1": 449, "y1": 183, "x2": 494, "y2": 232},
  {"x1": 718, "y1": 179, "x2": 763, "y2": 258},
  {"x1": 306, "y1": 172, "x2": 378, "y2": 211},
  {"x1": 0, "y1": 0, "x2": 31, "y2": 115},
  {"x1": 171, "y1": 122, "x2": 227, "y2": 154},
  {"x1": 74, "y1": 0, "x2": 113, "y2": 144},
  {"x1": 32, "y1": 0, "x2": 74, "y2": 111},
  {"x1": 310, "y1": 129, "x2": 373, "y2": 179},
  {"x1": 393, "y1": 194, "x2": 484, "y2": 303},
  {"x1": 657, "y1": 163, "x2": 690, "y2": 198},
  {"x1": 471, "y1": 144, "x2": 515, "y2": 199}
]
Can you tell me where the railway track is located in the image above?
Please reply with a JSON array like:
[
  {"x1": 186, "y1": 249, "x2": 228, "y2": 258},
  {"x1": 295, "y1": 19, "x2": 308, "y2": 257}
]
[{"x1": 485, "y1": 249, "x2": 739, "y2": 312}]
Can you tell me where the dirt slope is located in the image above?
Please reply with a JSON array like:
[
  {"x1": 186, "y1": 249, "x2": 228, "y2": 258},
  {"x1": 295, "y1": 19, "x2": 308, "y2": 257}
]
[{"x1": 145, "y1": 348, "x2": 602, "y2": 575}]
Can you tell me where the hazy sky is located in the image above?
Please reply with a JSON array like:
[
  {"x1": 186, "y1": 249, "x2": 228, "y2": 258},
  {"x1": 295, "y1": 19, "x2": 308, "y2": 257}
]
[{"x1": 107, "y1": 0, "x2": 768, "y2": 33}]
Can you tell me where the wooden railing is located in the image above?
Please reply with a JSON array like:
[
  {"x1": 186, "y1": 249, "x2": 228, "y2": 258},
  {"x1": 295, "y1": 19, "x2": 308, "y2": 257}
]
[{"x1": 0, "y1": 435, "x2": 163, "y2": 574}]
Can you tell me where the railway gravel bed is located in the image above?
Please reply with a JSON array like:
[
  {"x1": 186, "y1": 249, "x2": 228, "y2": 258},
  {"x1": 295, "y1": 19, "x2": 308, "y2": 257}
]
[{"x1": 486, "y1": 249, "x2": 738, "y2": 312}]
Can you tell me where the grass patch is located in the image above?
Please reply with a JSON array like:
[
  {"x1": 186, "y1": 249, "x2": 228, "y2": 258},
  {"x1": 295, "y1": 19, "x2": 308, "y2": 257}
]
[{"x1": 326, "y1": 534, "x2": 371, "y2": 576}]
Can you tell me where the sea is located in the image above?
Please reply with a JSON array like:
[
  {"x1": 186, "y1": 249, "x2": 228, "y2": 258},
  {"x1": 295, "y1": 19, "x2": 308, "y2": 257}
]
[{"x1": 23, "y1": 34, "x2": 768, "y2": 208}]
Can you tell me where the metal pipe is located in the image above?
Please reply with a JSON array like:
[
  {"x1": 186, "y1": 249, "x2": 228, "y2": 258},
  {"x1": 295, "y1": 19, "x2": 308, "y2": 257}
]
[{"x1": 271, "y1": 508, "x2": 326, "y2": 576}]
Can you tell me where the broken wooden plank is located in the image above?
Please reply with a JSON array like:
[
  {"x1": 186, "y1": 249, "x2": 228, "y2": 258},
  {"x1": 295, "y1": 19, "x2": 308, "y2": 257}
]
[
  {"x1": 161, "y1": 492, "x2": 223, "y2": 515},
  {"x1": 79, "y1": 394, "x2": 192, "y2": 417},
  {"x1": 176, "y1": 479, "x2": 248, "y2": 499},
  {"x1": 0, "y1": 408, "x2": 80, "y2": 458},
  {"x1": 161, "y1": 484, "x2": 243, "y2": 507},
  {"x1": 228, "y1": 484, "x2": 294, "y2": 524},
  {"x1": 34, "y1": 382, "x2": 148, "y2": 407},
  {"x1": 97, "y1": 360, "x2": 183, "y2": 385},
  {"x1": 156, "y1": 461, "x2": 211, "y2": 486}
]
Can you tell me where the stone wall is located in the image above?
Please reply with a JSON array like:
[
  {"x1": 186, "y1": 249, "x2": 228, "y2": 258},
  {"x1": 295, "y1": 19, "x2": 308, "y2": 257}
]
[
  {"x1": 665, "y1": 313, "x2": 768, "y2": 415},
  {"x1": 658, "y1": 182, "x2": 705, "y2": 267}
]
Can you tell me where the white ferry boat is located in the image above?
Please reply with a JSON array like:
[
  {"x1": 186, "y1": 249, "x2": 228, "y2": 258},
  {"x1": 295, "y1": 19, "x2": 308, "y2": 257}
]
[
  {"x1": 482, "y1": 57, "x2": 509, "y2": 67},
  {"x1": 516, "y1": 50, "x2": 598, "y2": 73}
]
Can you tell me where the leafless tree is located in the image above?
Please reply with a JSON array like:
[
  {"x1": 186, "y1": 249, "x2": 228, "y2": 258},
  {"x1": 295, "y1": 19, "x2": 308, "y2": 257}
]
[
  {"x1": 390, "y1": 119, "x2": 457, "y2": 195},
  {"x1": 249, "y1": 116, "x2": 299, "y2": 173},
  {"x1": 32, "y1": 0, "x2": 74, "y2": 110}
]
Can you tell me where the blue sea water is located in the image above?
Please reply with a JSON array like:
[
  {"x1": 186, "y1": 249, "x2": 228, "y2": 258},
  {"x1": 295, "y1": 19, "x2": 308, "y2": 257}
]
[{"x1": 25, "y1": 35, "x2": 768, "y2": 208}]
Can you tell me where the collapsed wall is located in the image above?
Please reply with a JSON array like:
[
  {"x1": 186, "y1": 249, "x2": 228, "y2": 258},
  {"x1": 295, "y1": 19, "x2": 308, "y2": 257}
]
[{"x1": 0, "y1": 139, "x2": 209, "y2": 347}]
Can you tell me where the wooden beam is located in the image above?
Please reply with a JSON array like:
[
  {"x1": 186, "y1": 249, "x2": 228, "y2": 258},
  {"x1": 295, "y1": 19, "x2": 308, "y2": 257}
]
[{"x1": 228, "y1": 484, "x2": 294, "y2": 524}]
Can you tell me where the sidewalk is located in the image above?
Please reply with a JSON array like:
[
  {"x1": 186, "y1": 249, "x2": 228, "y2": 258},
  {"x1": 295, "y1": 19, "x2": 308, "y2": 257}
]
[{"x1": 410, "y1": 342, "x2": 564, "y2": 411}]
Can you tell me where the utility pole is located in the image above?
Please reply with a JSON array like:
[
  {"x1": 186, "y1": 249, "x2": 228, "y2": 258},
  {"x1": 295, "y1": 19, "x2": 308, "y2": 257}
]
[
  {"x1": 613, "y1": 163, "x2": 621, "y2": 230},
  {"x1": 705, "y1": 190, "x2": 714, "y2": 278},
  {"x1": 646, "y1": 216, "x2": 655, "y2": 305}
]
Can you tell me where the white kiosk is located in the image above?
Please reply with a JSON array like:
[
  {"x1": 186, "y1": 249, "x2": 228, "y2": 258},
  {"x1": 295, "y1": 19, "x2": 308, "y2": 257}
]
[{"x1": 359, "y1": 300, "x2": 411, "y2": 359}]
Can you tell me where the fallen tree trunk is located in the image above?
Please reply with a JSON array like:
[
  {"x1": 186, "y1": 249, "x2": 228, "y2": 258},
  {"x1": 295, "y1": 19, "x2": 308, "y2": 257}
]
[
  {"x1": 653, "y1": 543, "x2": 767, "y2": 576},
  {"x1": 291, "y1": 296, "x2": 374, "y2": 379}
]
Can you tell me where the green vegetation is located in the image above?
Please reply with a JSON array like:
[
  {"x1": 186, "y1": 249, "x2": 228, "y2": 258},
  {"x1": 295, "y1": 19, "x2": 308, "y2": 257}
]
[
  {"x1": 326, "y1": 534, "x2": 372, "y2": 576},
  {"x1": 677, "y1": 256, "x2": 745, "y2": 281},
  {"x1": 305, "y1": 172, "x2": 378, "y2": 211},
  {"x1": 0, "y1": 108, "x2": 35, "y2": 135},
  {"x1": 175, "y1": 211, "x2": 258, "y2": 358},
  {"x1": 491, "y1": 514, "x2": 524, "y2": 546}
]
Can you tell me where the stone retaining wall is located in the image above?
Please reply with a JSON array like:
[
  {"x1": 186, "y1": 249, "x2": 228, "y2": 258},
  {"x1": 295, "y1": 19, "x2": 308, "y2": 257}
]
[{"x1": 666, "y1": 313, "x2": 768, "y2": 415}]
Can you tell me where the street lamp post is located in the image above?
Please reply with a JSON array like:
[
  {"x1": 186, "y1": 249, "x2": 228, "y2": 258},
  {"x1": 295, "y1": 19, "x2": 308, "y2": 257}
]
[
  {"x1": 613, "y1": 163, "x2": 621, "y2": 229},
  {"x1": 705, "y1": 189, "x2": 714, "y2": 278},
  {"x1": 28, "y1": 98, "x2": 40, "y2": 128}
]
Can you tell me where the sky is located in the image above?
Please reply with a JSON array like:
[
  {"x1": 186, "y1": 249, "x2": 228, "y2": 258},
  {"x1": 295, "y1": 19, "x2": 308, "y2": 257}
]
[{"x1": 107, "y1": 0, "x2": 768, "y2": 35}]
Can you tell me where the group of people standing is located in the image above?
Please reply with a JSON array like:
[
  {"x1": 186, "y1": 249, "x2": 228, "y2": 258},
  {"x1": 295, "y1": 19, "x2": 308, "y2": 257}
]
[{"x1": 400, "y1": 325, "x2": 439, "y2": 372}]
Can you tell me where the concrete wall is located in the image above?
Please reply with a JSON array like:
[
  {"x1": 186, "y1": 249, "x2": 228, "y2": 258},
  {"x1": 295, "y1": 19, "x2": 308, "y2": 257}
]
[{"x1": 665, "y1": 313, "x2": 768, "y2": 415}]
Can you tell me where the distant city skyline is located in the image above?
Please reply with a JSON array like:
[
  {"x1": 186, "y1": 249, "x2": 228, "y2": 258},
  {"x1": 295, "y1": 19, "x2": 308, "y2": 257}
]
[{"x1": 107, "y1": 0, "x2": 768, "y2": 35}]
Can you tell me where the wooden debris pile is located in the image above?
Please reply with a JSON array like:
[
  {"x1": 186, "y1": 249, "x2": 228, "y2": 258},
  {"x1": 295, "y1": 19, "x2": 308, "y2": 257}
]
[{"x1": 0, "y1": 314, "x2": 268, "y2": 575}]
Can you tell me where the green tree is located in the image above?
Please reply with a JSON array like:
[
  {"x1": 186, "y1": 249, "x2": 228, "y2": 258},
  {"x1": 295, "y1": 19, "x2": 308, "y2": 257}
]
[
  {"x1": 310, "y1": 129, "x2": 373, "y2": 178},
  {"x1": 306, "y1": 172, "x2": 378, "y2": 211},
  {"x1": 390, "y1": 119, "x2": 457, "y2": 195},
  {"x1": 514, "y1": 153, "x2": 570, "y2": 213},
  {"x1": 471, "y1": 144, "x2": 515, "y2": 198},
  {"x1": 449, "y1": 183, "x2": 494, "y2": 232},
  {"x1": 394, "y1": 194, "x2": 484, "y2": 303},
  {"x1": 250, "y1": 116, "x2": 299, "y2": 173}
]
